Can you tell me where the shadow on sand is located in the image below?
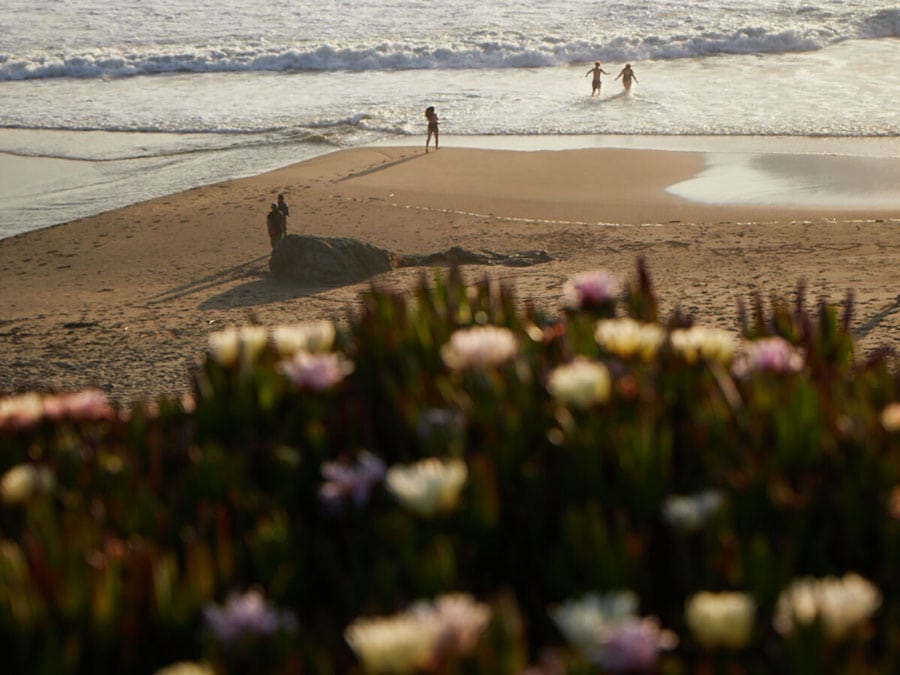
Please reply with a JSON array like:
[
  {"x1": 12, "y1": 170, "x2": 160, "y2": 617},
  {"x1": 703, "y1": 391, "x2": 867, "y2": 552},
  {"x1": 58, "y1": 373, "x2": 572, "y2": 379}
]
[
  {"x1": 196, "y1": 276, "x2": 358, "y2": 311},
  {"x1": 149, "y1": 235, "x2": 553, "y2": 311},
  {"x1": 146, "y1": 253, "x2": 361, "y2": 311}
]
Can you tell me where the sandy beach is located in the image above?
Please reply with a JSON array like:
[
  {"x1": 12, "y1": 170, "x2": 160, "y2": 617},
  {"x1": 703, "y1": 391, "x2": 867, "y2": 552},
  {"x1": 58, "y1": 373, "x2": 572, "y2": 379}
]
[{"x1": 1, "y1": 144, "x2": 899, "y2": 404}]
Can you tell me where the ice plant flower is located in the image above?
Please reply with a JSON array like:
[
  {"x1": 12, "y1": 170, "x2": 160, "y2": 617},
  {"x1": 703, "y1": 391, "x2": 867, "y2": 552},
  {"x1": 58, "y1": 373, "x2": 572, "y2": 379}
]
[
  {"x1": 440, "y1": 326, "x2": 518, "y2": 370},
  {"x1": 595, "y1": 317, "x2": 665, "y2": 361},
  {"x1": 208, "y1": 327, "x2": 241, "y2": 367},
  {"x1": 272, "y1": 321, "x2": 336, "y2": 356},
  {"x1": 319, "y1": 451, "x2": 387, "y2": 511},
  {"x1": 278, "y1": 351, "x2": 354, "y2": 391},
  {"x1": 0, "y1": 392, "x2": 44, "y2": 432},
  {"x1": 238, "y1": 326, "x2": 269, "y2": 365},
  {"x1": 42, "y1": 389, "x2": 115, "y2": 422},
  {"x1": 410, "y1": 593, "x2": 492, "y2": 657},
  {"x1": 563, "y1": 270, "x2": 621, "y2": 310},
  {"x1": 882, "y1": 402, "x2": 900, "y2": 433},
  {"x1": 547, "y1": 359, "x2": 612, "y2": 409},
  {"x1": 385, "y1": 457, "x2": 468, "y2": 518},
  {"x1": 662, "y1": 490, "x2": 724, "y2": 532},
  {"x1": 203, "y1": 589, "x2": 297, "y2": 648},
  {"x1": 1, "y1": 463, "x2": 55, "y2": 505},
  {"x1": 208, "y1": 326, "x2": 269, "y2": 368},
  {"x1": 549, "y1": 591, "x2": 639, "y2": 656},
  {"x1": 152, "y1": 663, "x2": 215, "y2": 675},
  {"x1": 345, "y1": 610, "x2": 439, "y2": 674},
  {"x1": 685, "y1": 591, "x2": 755, "y2": 650},
  {"x1": 773, "y1": 573, "x2": 881, "y2": 641},
  {"x1": 670, "y1": 326, "x2": 737, "y2": 365},
  {"x1": 732, "y1": 336, "x2": 804, "y2": 376},
  {"x1": 598, "y1": 617, "x2": 678, "y2": 674}
]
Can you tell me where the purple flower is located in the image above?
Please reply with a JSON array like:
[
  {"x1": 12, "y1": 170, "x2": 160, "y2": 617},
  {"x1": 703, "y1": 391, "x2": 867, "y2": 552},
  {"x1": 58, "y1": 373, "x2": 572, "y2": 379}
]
[
  {"x1": 563, "y1": 271, "x2": 621, "y2": 310},
  {"x1": 598, "y1": 618, "x2": 678, "y2": 674},
  {"x1": 319, "y1": 451, "x2": 387, "y2": 511},
  {"x1": 203, "y1": 589, "x2": 297, "y2": 649}
]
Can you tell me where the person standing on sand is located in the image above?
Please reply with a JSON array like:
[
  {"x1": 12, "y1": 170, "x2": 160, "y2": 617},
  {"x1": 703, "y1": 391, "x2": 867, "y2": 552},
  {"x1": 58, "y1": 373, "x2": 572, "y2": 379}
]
[
  {"x1": 615, "y1": 64, "x2": 638, "y2": 91},
  {"x1": 425, "y1": 106, "x2": 439, "y2": 152},
  {"x1": 585, "y1": 61, "x2": 608, "y2": 97},
  {"x1": 267, "y1": 202, "x2": 285, "y2": 248},
  {"x1": 277, "y1": 193, "x2": 290, "y2": 233}
]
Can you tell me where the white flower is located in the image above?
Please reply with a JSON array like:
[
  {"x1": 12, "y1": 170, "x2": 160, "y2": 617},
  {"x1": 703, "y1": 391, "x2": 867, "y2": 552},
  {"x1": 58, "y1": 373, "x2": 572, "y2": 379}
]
[
  {"x1": 385, "y1": 458, "x2": 468, "y2": 518},
  {"x1": 207, "y1": 327, "x2": 242, "y2": 367},
  {"x1": 732, "y1": 336, "x2": 804, "y2": 376},
  {"x1": 595, "y1": 318, "x2": 665, "y2": 361},
  {"x1": 410, "y1": 593, "x2": 491, "y2": 656},
  {"x1": 208, "y1": 326, "x2": 269, "y2": 367},
  {"x1": 278, "y1": 352, "x2": 354, "y2": 391},
  {"x1": 239, "y1": 326, "x2": 269, "y2": 365},
  {"x1": 1, "y1": 464, "x2": 56, "y2": 505},
  {"x1": 670, "y1": 326, "x2": 737, "y2": 365},
  {"x1": 346, "y1": 593, "x2": 490, "y2": 674},
  {"x1": 345, "y1": 611, "x2": 439, "y2": 674},
  {"x1": 0, "y1": 392, "x2": 44, "y2": 431},
  {"x1": 662, "y1": 490, "x2": 724, "y2": 532},
  {"x1": 773, "y1": 573, "x2": 881, "y2": 641},
  {"x1": 563, "y1": 271, "x2": 621, "y2": 310},
  {"x1": 547, "y1": 359, "x2": 611, "y2": 408},
  {"x1": 441, "y1": 326, "x2": 517, "y2": 370},
  {"x1": 685, "y1": 591, "x2": 755, "y2": 650},
  {"x1": 882, "y1": 403, "x2": 900, "y2": 433},
  {"x1": 549, "y1": 591, "x2": 639, "y2": 656},
  {"x1": 272, "y1": 321, "x2": 336, "y2": 356}
]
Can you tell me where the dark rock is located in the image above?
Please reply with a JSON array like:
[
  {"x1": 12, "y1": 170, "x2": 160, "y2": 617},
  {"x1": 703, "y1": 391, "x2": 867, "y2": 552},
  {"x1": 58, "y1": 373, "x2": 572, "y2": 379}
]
[
  {"x1": 269, "y1": 235, "x2": 553, "y2": 285},
  {"x1": 269, "y1": 234, "x2": 396, "y2": 284}
]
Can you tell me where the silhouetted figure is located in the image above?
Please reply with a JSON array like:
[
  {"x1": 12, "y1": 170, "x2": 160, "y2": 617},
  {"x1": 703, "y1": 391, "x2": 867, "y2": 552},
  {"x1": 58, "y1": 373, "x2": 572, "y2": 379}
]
[
  {"x1": 585, "y1": 61, "x2": 608, "y2": 96},
  {"x1": 277, "y1": 193, "x2": 290, "y2": 232},
  {"x1": 425, "y1": 106, "x2": 439, "y2": 152},
  {"x1": 615, "y1": 64, "x2": 638, "y2": 91},
  {"x1": 267, "y1": 202, "x2": 286, "y2": 248}
]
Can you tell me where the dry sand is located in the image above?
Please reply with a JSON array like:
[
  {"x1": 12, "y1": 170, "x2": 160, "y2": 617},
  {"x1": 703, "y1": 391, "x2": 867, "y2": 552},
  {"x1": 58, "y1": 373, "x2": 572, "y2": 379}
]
[{"x1": 1, "y1": 145, "x2": 898, "y2": 404}]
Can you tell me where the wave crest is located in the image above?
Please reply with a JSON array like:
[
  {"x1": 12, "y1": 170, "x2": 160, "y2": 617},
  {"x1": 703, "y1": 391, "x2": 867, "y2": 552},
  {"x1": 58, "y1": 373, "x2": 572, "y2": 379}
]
[{"x1": 0, "y1": 22, "x2": 887, "y2": 81}]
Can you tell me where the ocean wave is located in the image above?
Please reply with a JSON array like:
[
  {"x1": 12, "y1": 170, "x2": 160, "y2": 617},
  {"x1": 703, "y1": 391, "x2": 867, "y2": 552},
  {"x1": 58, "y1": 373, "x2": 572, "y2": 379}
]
[{"x1": 1, "y1": 20, "x2": 894, "y2": 81}]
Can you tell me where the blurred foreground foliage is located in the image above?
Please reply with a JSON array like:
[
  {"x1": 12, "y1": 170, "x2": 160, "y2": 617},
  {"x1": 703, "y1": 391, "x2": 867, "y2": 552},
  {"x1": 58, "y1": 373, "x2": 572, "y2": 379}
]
[{"x1": 1, "y1": 260, "x2": 900, "y2": 675}]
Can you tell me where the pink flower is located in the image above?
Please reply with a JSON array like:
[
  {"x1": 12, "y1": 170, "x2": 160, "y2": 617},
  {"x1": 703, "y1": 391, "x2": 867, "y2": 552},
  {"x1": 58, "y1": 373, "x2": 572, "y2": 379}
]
[
  {"x1": 563, "y1": 271, "x2": 621, "y2": 310},
  {"x1": 42, "y1": 389, "x2": 115, "y2": 422},
  {"x1": 278, "y1": 352, "x2": 354, "y2": 391},
  {"x1": 598, "y1": 617, "x2": 678, "y2": 674},
  {"x1": 733, "y1": 336, "x2": 804, "y2": 376},
  {"x1": 440, "y1": 326, "x2": 518, "y2": 371}
]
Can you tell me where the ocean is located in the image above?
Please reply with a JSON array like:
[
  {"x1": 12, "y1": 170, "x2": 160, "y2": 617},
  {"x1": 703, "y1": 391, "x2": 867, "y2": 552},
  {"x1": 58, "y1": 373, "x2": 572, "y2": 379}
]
[{"x1": 1, "y1": 0, "x2": 898, "y2": 238}]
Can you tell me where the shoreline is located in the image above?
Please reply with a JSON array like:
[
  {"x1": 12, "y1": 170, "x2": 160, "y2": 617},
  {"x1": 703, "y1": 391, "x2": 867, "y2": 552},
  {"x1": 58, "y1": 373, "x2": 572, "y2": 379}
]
[
  {"x1": 3, "y1": 130, "x2": 900, "y2": 239},
  {"x1": 1, "y1": 144, "x2": 899, "y2": 403}
]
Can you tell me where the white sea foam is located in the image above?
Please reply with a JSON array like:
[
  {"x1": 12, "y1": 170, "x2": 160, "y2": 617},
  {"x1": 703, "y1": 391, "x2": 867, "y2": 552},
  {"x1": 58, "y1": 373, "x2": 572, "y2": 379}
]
[{"x1": 2, "y1": 1, "x2": 898, "y2": 81}]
